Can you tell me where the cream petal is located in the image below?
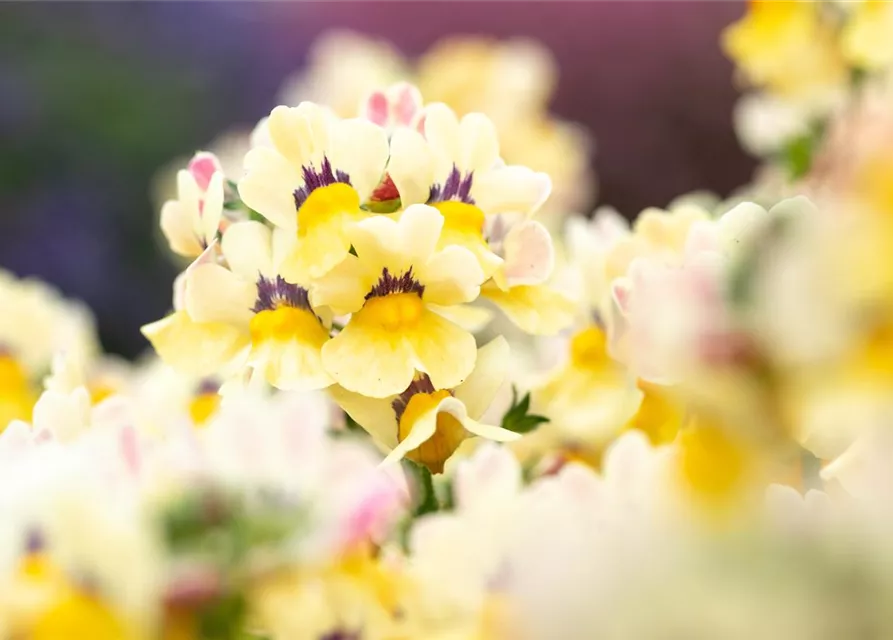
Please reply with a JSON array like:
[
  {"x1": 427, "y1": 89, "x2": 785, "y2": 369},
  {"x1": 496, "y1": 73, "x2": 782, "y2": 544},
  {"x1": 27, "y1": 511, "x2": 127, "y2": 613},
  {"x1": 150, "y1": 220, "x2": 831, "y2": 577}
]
[
  {"x1": 501, "y1": 220, "x2": 555, "y2": 287},
  {"x1": 200, "y1": 171, "x2": 225, "y2": 245},
  {"x1": 407, "y1": 310, "x2": 477, "y2": 390},
  {"x1": 160, "y1": 200, "x2": 203, "y2": 257},
  {"x1": 396, "y1": 204, "x2": 444, "y2": 264},
  {"x1": 421, "y1": 245, "x2": 485, "y2": 307},
  {"x1": 481, "y1": 282, "x2": 576, "y2": 335},
  {"x1": 176, "y1": 169, "x2": 202, "y2": 225},
  {"x1": 321, "y1": 318, "x2": 417, "y2": 398},
  {"x1": 472, "y1": 166, "x2": 552, "y2": 216},
  {"x1": 184, "y1": 263, "x2": 255, "y2": 327},
  {"x1": 388, "y1": 128, "x2": 436, "y2": 207},
  {"x1": 461, "y1": 417, "x2": 521, "y2": 443},
  {"x1": 221, "y1": 221, "x2": 273, "y2": 281},
  {"x1": 239, "y1": 147, "x2": 299, "y2": 231},
  {"x1": 328, "y1": 385, "x2": 399, "y2": 450},
  {"x1": 173, "y1": 241, "x2": 218, "y2": 311},
  {"x1": 267, "y1": 104, "x2": 329, "y2": 169},
  {"x1": 382, "y1": 405, "x2": 438, "y2": 467},
  {"x1": 348, "y1": 213, "x2": 404, "y2": 269},
  {"x1": 279, "y1": 216, "x2": 353, "y2": 282},
  {"x1": 427, "y1": 303, "x2": 494, "y2": 333},
  {"x1": 249, "y1": 335, "x2": 332, "y2": 391},
  {"x1": 453, "y1": 336, "x2": 510, "y2": 419},
  {"x1": 458, "y1": 113, "x2": 499, "y2": 173},
  {"x1": 329, "y1": 118, "x2": 390, "y2": 201},
  {"x1": 423, "y1": 103, "x2": 461, "y2": 163},
  {"x1": 309, "y1": 254, "x2": 371, "y2": 316},
  {"x1": 142, "y1": 311, "x2": 249, "y2": 377}
]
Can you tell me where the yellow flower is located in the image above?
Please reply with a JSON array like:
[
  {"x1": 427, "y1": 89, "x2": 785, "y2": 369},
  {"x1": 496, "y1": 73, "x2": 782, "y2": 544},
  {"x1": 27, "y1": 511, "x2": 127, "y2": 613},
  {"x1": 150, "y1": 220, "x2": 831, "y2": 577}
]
[
  {"x1": 531, "y1": 325, "x2": 644, "y2": 451},
  {"x1": 722, "y1": 0, "x2": 846, "y2": 100},
  {"x1": 144, "y1": 223, "x2": 333, "y2": 390},
  {"x1": 313, "y1": 205, "x2": 485, "y2": 398},
  {"x1": 239, "y1": 102, "x2": 390, "y2": 281},
  {"x1": 331, "y1": 337, "x2": 518, "y2": 474},
  {"x1": 841, "y1": 0, "x2": 893, "y2": 71}
]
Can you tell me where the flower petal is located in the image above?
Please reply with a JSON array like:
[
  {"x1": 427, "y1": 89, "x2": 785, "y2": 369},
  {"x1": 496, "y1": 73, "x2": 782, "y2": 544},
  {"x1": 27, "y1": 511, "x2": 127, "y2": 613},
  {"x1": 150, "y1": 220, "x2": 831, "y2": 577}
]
[
  {"x1": 500, "y1": 220, "x2": 555, "y2": 287},
  {"x1": 407, "y1": 310, "x2": 477, "y2": 390},
  {"x1": 267, "y1": 103, "x2": 330, "y2": 170},
  {"x1": 249, "y1": 332, "x2": 332, "y2": 391},
  {"x1": 200, "y1": 171, "x2": 225, "y2": 246},
  {"x1": 382, "y1": 405, "x2": 438, "y2": 467},
  {"x1": 221, "y1": 221, "x2": 273, "y2": 281},
  {"x1": 427, "y1": 303, "x2": 494, "y2": 333},
  {"x1": 141, "y1": 311, "x2": 249, "y2": 377},
  {"x1": 309, "y1": 254, "x2": 372, "y2": 316},
  {"x1": 472, "y1": 165, "x2": 552, "y2": 217},
  {"x1": 481, "y1": 282, "x2": 576, "y2": 335},
  {"x1": 239, "y1": 146, "x2": 300, "y2": 231},
  {"x1": 459, "y1": 112, "x2": 499, "y2": 173},
  {"x1": 328, "y1": 385, "x2": 399, "y2": 450},
  {"x1": 329, "y1": 117, "x2": 389, "y2": 201},
  {"x1": 185, "y1": 263, "x2": 255, "y2": 327},
  {"x1": 453, "y1": 336, "x2": 510, "y2": 419},
  {"x1": 388, "y1": 128, "x2": 436, "y2": 207},
  {"x1": 160, "y1": 200, "x2": 202, "y2": 258},
  {"x1": 322, "y1": 315, "x2": 417, "y2": 398},
  {"x1": 421, "y1": 245, "x2": 485, "y2": 307}
]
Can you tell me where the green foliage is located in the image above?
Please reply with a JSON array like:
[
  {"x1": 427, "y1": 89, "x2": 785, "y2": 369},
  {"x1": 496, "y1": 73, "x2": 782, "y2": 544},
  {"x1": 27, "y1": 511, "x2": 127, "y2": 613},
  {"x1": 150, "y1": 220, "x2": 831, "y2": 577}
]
[
  {"x1": 362, "y1": 198, "x2": 403, "y2": 214},
  {"x1": 500, "y1": 386, "x2": 549, "y2": 435}
]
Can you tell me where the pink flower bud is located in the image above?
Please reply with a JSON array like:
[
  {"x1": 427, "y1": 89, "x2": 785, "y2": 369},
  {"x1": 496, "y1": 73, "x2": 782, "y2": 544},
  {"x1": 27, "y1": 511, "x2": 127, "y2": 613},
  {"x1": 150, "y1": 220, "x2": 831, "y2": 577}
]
[{"x1": 188, "y1": 152, "x2": 223, "y2": 192}]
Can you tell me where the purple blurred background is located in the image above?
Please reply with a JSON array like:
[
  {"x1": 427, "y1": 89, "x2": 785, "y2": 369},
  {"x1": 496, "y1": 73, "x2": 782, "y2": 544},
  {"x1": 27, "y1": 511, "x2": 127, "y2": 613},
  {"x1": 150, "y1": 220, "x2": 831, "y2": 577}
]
[{"x1": 0, "y1": 2, "x2": 753, "y2": 358}]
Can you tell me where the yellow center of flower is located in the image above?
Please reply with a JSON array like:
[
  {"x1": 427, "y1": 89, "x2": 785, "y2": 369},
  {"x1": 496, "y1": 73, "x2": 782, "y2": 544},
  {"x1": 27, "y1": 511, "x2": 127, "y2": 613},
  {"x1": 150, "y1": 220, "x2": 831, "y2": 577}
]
[
  {"x1": 296, "y1": 183, "x2": 360, "y2": 238},
  {"x1": 88, "y1": 384, "x2": 116, "y2": 406},
  {"x1": 432, "y1": 201, "x2": 487, "y2": 237},
  {"x1": 625, "y1": 381, "x2": 686, "y2": 445},
  {"x1": 569, "y1": 326, "x2": 611, "y2": 370},
  {"x1": 397, "y1": 389, "x2": 467, "y2": 474},
  {"x1": 856, "y1": 154, "x2": 893, "y2": 217},
  {"x1": 0, "y1": 355, "x2": 37, "y2": 432},
  {"x1": 188, "y1": 392, "x2": 220, "y2": 428},
  {"x1": 250, "y1": 306, "x2": 328, "y2": 346},
  {"x1": 361, "y1": 293, "x2": 425, "y2": 332},
  {"x1": 32, "y1": 589, "x2": 130, "y2": 640}
]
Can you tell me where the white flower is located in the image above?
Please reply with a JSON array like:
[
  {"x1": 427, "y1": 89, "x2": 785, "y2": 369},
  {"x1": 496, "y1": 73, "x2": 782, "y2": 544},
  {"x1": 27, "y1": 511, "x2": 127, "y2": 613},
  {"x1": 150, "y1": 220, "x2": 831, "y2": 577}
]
[{"x1": 160, "y1": 152, "x2": 226, "y2": 258}]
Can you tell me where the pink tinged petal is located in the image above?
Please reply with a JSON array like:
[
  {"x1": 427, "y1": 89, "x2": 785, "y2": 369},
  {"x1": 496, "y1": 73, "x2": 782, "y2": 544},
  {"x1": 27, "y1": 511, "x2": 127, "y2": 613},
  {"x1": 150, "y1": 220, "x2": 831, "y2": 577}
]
[
  {"x1": 611, "y1": 278, "x2": 633, "y2": 316},
  {"x1": 119, "y1": 424, "x2": 142, "y2": 478},
  {"x1": 501, "y1": 220, "x2": 555, "y2": 287},
  {"x1": 188, "y1": 152, "x2": 223, "y2": 191},
  {"x1": 684, "y1": 220, "x2": 720, "y2": 258},
  {"x1": 364, "y1": 91, "x2": 390, "y2": 127},
  {"x1": 391, "y1": 82, "x2": 422, "y2": 126}
]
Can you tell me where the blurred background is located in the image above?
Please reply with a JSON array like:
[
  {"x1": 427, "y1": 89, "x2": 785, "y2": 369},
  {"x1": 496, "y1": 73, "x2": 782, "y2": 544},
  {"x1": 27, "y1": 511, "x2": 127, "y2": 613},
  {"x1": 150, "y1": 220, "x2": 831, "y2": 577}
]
[{"x1": 0, "y1": 1, "x2": 754, "y2": 359}]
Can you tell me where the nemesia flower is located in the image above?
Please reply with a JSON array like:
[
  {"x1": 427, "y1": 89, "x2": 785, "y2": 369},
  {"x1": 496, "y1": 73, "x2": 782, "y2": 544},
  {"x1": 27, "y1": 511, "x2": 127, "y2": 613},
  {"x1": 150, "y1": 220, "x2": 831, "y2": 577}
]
[
  {"x1": 159, "y1": 151, "x2": 226, "y2": 259},
  {"x1": 238, "y1": 102, "x2": 390, "y2": 281},
  {"x1": 312, "y1": 205, "x2": 485, "y2": 398},
  {"x1": 362, "y1": 82, "x2": 424, "y2": 134},
  {"x1": 145, "y1": 221, "x2": 333, "y2": 391},
  {"x1": 331, "y1": 337, "x2": 518, "y2": 474},
  {"x1": 840, "y1": 0, "x2": 893, "y2": 72}
]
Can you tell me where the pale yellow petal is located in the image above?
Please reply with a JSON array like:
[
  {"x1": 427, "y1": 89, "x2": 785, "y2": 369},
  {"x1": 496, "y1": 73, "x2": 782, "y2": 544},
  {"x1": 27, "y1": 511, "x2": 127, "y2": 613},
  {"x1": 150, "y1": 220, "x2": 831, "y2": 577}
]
[
  {"x1": 239, "y1": 146, "x2": 300, "y2": 231},
  {"x1": 482, "y1": 282, "x2": 576, "y2": 335},
  {"x1": 279, "y1": 216, "x2": 353, "y2": 281},
  {"x1": 200, "y1": 171, "x2": 225, "y2": 245},
  {"x1": 421, "y1": 245, "x2": 485, "y2": 307},
  {"x1": 383, "y1": 405, "x2": 438, "y2": 466},
  {"x1": 453, "y1": 336, "x2": 509, "y2": 419},
  {"x1": 249, "y1": 334, "x2": 332, "y2": 391},
  {"x1": 222, "y1": 221, "x2": 273, "y2": 281},
  {"x1": 427, "y1": 303, "x2": 494, "y2": 332},
  {"x1": 472, "y1": 165, "x2": 552, "y2": 217},
  {"x1": 458, "y1": 112, "x2": 499, "y2": 173},
  {"x1": 184, "y1": 263, "x2": 255, "y2": 327},
  {"x1": 328, "y1": 385, "x2": 399, "y2": 449},
  {"x1": 407, "y1": 310, "x2": 477, "y2": 390},
  {"x1": 309, "y1": 254, "x2": 372, "y2": 316},
  {"x1": 423, "y1": 102, "x2": 461, "y2": 165},
  {"x1": 328, "y1": 117, "x2": 390, "y2": 201},
  {"x1": 142, "y1": 311, "x2": 249, "y2": 377},
  {"x1": 267, "y1": 103, "x2": 329, "y2": 169},
  {"x1": 160, "y1": 200, "x2": 202, "y2": 257},
  {"x1": 461, "y1": 416, "x2": 521, "y2": 443},
  {"x1": 321, "y1": 316, "x2": 417, "y2": 398},
  {"x1": 388, "y1": 128, "x2": 435, "y2": 206}
]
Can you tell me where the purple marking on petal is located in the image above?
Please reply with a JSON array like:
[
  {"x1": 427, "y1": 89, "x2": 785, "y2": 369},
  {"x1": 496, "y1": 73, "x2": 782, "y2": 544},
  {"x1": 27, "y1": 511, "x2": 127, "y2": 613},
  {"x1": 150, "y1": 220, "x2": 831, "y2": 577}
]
[
  {"x1": 196, "y1": 378, "x2": 220, "y2": 395},
  {"x1": 320, "y1": 631, "x2": 361, "y2": 640},
  {"x1": 252, "y1": 275, "x2": 312, "y2": 313},
  {"x1": 293, "y1": 157, "x2": 351, "y2": 210},
  {"x1": 391, "y1": 374, "x2": 443, "y2": 423},
  {"x1": 25, "y1": 528, "x2": 44, "y2": 554},
  {"x1": 428, "y1": 164, "x2": 475, "y2": 205},
  {"x1": 364, "y1": 266, "x2": 425, "y2": 301}
]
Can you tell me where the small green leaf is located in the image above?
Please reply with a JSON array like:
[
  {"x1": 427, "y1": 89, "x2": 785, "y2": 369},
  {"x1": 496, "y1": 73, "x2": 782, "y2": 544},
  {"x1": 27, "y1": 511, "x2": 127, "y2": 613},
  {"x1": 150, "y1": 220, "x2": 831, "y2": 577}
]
[
  {"x1": 500, "y1": 387, "x2": 548, "y2": 435},
  {"x1": 363, "y1": 197, "x2": 402, "y2": 214}
]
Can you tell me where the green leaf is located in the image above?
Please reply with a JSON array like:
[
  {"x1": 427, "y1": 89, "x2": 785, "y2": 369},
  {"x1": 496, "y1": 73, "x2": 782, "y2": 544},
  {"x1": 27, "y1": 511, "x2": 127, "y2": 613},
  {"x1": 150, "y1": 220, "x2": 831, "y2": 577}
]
[
  {"x1": 500, "y1": 386, "x2": 548, "y2": 435},
  {"x1": 363, "y1": 197, "x2": 402, "y2": 214},
  {"x1": 404, "y1": 459, "x2": 439, "y2": 517}
]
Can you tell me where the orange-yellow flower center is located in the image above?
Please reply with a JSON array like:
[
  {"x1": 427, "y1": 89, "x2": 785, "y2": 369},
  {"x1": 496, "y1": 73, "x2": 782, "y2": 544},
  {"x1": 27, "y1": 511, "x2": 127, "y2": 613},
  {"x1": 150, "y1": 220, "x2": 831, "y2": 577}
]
[
  {"x1": 677, "y1": 419, "x2": 751, "y2": 505},
  {"x1": 0, "y1": 355, "x2": 37, "y2": 432},
  {"x1": 361, "y1": 293, "x2": 425, "y2": 332},
  {"x1": 569, "y1": 326, "x2": 611, "y2": 370},
  {"x1": 296, "y1": 182, "x2": 361, "y2": 238},
  {"x1": 250, "y1": 306, "x2": 329, "y2": 346},
  {"x1": 397, "y1": 389, "x2": 467, "y2": 474}
]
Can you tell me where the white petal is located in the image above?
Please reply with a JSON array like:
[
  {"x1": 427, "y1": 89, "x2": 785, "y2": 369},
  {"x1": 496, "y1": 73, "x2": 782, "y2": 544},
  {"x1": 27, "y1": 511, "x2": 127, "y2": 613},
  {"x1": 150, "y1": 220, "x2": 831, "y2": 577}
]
[
  {"x1": 239, "y1": 146, "x2": 300, "y2": 231},
  {"x1": 160, "y1": 200, "x2": 203, "y2": 257},
  {"x1": 459, "y1": 113, "x2": 499, "y2": 173},
  {"x1": 267, "y1": 103, "x2": 329, "y2": 169},
  {"x1": 222, "y1": 221, "x2": 273, "y2": 281},
  {"x1": 388, "y1": 128, "x2": 436, "y2": 206},
  {"x1": 453, "y1": 336, "x2": 510, "y2": 419},
  {"x1": 423, "y1": 103, "x2": 461, "y2": 163},
  {"x1": 184, "y1": 264, "x2": 255, "y2": 326},
  {"x1": 329, "y1": 118, "x2": 389, "y2": 201},
  {"x1": 501, "y1": 220, "x2": 555, "y2": 287},
  {"x1": 173, "y1": 241, "x2": 218, "y2": 311},
  {"x1": 473, "y1": 166, "x2": 552, "y2": 216}
]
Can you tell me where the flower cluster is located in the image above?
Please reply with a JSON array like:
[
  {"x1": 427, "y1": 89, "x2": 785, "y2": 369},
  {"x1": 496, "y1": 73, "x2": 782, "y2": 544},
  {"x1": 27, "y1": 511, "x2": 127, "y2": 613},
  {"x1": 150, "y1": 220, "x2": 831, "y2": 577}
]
[{"x1": 8, "y1": 19, "x2": 893, "y2": 640}]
